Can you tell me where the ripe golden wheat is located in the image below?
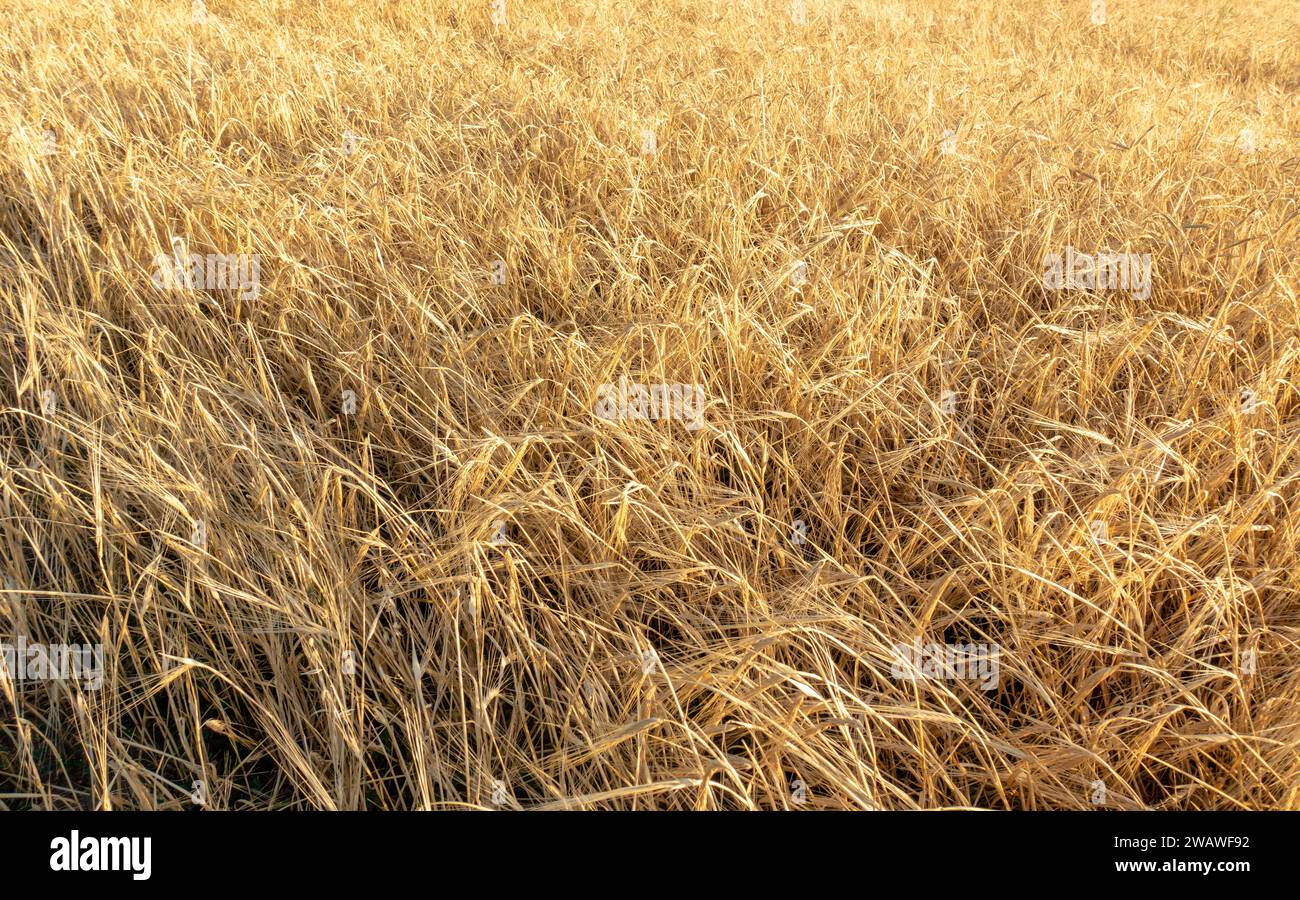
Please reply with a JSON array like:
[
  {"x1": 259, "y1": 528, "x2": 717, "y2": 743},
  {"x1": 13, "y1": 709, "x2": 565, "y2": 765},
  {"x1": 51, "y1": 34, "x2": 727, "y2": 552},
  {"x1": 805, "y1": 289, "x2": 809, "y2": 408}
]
[{"x1": 0, "y1": 0, "x2": 1297, "y2": 809}]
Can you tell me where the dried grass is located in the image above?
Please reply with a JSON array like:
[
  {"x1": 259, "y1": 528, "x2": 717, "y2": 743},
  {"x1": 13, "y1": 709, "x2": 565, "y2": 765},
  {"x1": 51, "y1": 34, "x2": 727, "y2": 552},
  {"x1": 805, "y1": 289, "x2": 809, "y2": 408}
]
[{"x1": 0, "y1": 0, "x2": 1297, "y2": 809}]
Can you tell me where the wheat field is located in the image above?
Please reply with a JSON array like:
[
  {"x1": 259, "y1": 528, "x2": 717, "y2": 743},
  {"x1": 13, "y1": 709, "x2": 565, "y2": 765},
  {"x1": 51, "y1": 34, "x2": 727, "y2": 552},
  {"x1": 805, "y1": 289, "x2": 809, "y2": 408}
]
[{"x1": 0, "y1": 0, "x2": 1297, "y2": 811}]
